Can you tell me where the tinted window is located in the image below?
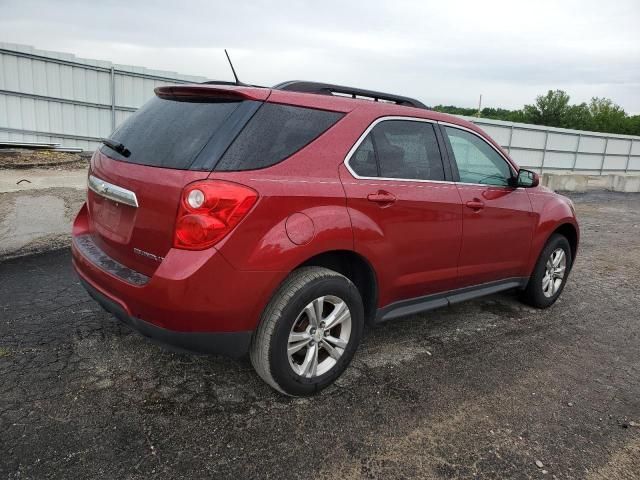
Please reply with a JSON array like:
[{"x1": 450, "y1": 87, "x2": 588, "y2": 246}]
[
  {"x1": 349, "y1": 120, "x2": 444, "y2": 181},
  {"x1": 349, "y1": 135, "x2": 378, "y2": 177},
  {"x1": 216, "y1": 103, "x2": 344, "y2": 171},
  {"x1": 102, "y1": 97, "x2": 244, "y2": 170},
  {"x1": 444, "y1": 126, "x2": 513, "y2": 186}
]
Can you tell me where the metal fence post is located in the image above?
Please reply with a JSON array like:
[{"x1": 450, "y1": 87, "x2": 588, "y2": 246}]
[
  {"x1": 540, "y1": 130, "x2": 549, "y2": 174},
  {"x1": 601, "y1": 138, "x2": 609, "y2": 175},
  {"x1": 507, "y1": 125, "x2": 514, "y2": 154},
  {"x1": 572, "y1": 134, "x2": 582, "y2": 171},
  {"x1": 625, "y1": 140, "x2": 633, "y2": 172},
  {"x1": 110, "y1": 66, "x2": 116, "y2": 131}
]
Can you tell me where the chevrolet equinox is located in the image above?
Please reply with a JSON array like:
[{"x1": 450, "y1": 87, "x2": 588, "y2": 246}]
[{"x1": 72, "y1": 81, "x2": 579, "y2": 396}]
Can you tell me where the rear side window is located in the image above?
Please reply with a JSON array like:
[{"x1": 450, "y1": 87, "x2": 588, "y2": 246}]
[
  {"x1": 349, "y1": 135, "x2": 378, "y2": 177},
  {"x1": 348, "y1": 120, "x2": 445, "y2": 181},
  {"x1": 102, "y1": 97, "x2": 246, "y2": 170},
  {"x1": 215, "y1": 103, "x2": 344, "y2": 171}
]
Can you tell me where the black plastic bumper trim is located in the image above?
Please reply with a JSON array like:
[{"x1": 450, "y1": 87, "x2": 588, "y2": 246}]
[{"x1": 79, "y1": 277, "x2": 252, "y2": 358}]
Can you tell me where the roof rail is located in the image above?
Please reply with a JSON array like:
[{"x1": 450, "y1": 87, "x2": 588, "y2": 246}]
[{"x1": 273, "y1": 80, "x2": 427, "y2": 109}]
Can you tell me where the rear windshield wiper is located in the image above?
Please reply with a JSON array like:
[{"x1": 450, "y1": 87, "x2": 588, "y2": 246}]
[{"x1": 101, "y1": 138, "x2": 131, "y2": 158}]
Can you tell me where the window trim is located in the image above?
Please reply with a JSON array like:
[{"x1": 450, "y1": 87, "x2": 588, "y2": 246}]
[
  {"x1": 344, "y1": 116, "x2": 451, "y2": 184},
  {"x1": 438, "y1": 121, "x2": 519, "y2": 184}
]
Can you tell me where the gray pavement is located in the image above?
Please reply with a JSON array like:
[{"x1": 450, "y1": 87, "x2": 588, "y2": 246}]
[{"x1": 1, "y1": 191, "x2": 639, "y2": 479}]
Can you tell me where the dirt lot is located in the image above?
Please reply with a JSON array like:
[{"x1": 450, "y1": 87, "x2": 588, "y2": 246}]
[{"x1": 1, "y1": 191, "x2": 639, "y2": 479}]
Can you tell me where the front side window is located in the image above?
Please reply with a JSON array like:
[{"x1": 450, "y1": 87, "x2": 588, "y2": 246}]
[
  {"x1": 444, "y1": 126, "x2": 513, "y2": 186},
  {"x1": 348, "y1": 120, "x2": 445, "y2": 181}
]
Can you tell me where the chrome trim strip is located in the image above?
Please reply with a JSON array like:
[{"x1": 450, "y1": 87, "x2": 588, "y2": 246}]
[
  {"x1": 342, "y1": 115, "x2": 519, "y2": 188},
  {"x1": 88, "y1": 174, "x2": 139, "y2": 208}
]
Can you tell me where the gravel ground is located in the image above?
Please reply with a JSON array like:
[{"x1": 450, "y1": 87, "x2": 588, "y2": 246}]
[
  {"x1": 0, "y1": 149, "x2": 89, "y2": 170},
  {"x1": 1, "y1": 191, "x2": 639, "y2": 479}
]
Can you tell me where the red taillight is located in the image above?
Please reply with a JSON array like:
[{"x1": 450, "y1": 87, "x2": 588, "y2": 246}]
[{"x1": 173, "y1": 180, "x2": 258, "y2": 250}]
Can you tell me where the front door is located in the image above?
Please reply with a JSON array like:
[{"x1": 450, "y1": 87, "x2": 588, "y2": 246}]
[
  {"x1": 441, "y1": 124, "x2": 535, "y2": 287},
  {"x1": 340, "y1": 118, "x2": 463, "y2": 307}
]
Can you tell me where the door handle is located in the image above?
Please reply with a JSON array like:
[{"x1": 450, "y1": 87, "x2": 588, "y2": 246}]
[
  {"x1": 367, "y1": 190, "x2": 396, "y2": 206},
  {"x1": 465, "y1": 199, "x2": 485, "y2": 211}
]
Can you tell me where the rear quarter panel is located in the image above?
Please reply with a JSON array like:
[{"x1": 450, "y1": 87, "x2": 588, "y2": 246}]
[{"x1": 207, "y1": 110, "x2": 373, "y2": 273}]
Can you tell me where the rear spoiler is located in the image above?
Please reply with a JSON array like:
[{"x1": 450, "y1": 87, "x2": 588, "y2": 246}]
[{"x1": 154, "y1": 85, "x2": 270, "y2": 102}]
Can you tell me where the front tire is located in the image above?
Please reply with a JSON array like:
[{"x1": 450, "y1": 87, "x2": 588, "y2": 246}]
[
  {"x1": 250, "y1": 267, "x2": 364, "y2": 396},
  {"x1": 521, "y1": 233, "x2": 572, "y2": 308}
]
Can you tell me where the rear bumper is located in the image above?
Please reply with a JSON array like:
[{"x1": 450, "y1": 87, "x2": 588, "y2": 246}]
[
  {"x1": 71, "y1": 203, "x2": 286, "y2": 357},
  {"x1": 79, "y1": 276, "x2": 252, "y2": 357}
]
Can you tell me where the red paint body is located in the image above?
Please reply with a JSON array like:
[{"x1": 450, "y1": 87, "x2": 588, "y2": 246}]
[{"x1": 72, "y1": 84, "x2": 579, "y2": 345}]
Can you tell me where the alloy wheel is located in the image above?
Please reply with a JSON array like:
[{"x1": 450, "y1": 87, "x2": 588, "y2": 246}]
[
  {"x1": 287, "y1": 295, "x2": 352, "y2": 378},
  {"x1": 542, "y1": 248, "x2": 567, "y2": 297}
]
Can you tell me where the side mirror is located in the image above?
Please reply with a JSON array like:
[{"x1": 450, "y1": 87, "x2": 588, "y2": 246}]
[{"x1": 516, "y1": 169, "x2": 539, "y2": 188}]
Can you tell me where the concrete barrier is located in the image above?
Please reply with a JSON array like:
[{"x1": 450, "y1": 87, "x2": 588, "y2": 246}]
[
  {"x1": 607, "y1": 175, "x2": 640, "y2": 193},
  {"x1": 541, "y1": 173, "x2": 640, "y2": 193},
  {"x1": 541, "y1": 174, "x2": 589, "y2": 192}
]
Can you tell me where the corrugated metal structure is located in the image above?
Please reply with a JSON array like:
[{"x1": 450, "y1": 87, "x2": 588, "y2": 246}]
[
  {"x1": 0, "y1": 42, "x2": 207, "y2": 150},
  {"x1": 462, "y1": 116, "x2": 640, "y2": 174},
  {"x1": 1, "y1": 43, "x2": 639, "y2": 173}
]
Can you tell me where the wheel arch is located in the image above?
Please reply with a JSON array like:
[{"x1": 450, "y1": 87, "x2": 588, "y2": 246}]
[
  {"x1": 295, "y1": 250, "x2": 378, "y2": 324},
  {"x1": 552, "y1": 222, "x2": 578, "y2": 266}
]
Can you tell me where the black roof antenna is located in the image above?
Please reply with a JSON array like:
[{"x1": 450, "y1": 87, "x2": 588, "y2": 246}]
[{"x1": 224, "y1": 49, "x2": 243, "y2": 86}]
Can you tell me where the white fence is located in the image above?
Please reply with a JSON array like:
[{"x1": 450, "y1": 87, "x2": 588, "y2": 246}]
[
  {"x1": 0, "y1": 43, "x2": 207, "y2": 150},
  {"x1": 462, "y1": 116, "x2": 640, "y2": 174},
  {"x1": 1, "y1": 43, "x2": 639, "y2": 173}
]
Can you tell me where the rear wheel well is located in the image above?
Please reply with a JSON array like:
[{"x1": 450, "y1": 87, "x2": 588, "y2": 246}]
[
  {"x1": 552, "y1": 223, "x2": 578, "y2": 265},
  {"x1": 298, "y1": 251, "x2": 378, "y2": 323}
]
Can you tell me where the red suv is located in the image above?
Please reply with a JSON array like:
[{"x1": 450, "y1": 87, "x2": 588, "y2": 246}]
[{"x1": 72, "y1": 81, "x2": 579, "y2": 396}]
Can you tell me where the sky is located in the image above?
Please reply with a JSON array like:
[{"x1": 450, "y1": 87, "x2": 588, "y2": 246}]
[{"x1": 2, "y1": 0, "x2": 639, "y2": 113}]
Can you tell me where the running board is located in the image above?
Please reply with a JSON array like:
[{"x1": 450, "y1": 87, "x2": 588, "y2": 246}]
[{"x1": 375, "y1": 277, "x2": 529, "y2": 323}]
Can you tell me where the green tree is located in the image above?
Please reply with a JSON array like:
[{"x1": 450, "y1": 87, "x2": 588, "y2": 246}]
[
  {"x1": 623, "y1": 115, "x2": 640, "y2": 136},
  {"x1": 522, "y1": 90, "x2": 571, "y2": 127},
  {"x1": 588, "y1": 97, "x2": 627, "y2": 134},
  {"x1": 564, "y1": 103, "x2": 591, "y2": 131},
  {"x1": 428, "y1": 92, "x2": 638, "y2": 136}
]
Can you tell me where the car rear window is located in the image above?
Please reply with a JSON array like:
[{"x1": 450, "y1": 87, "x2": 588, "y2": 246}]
[
  {"x1": 101, "y1": 96, "x2": 252, "y2": 170},
  {"x1": 215, "y1": 103, "x2": 344, "y2": 171}
]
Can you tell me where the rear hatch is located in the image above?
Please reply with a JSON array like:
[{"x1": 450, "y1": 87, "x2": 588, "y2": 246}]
[{"x1": 87, "y1": 85, "x2": 269, "y2": 276}]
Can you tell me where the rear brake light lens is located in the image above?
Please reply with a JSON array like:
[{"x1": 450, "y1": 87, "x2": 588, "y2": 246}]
[{"x1": 174, "y1": 180, "x2": 258, "y2": 250}]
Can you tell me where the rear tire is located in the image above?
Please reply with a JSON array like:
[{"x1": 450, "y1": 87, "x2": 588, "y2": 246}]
[
  {"x1": 521, "y1": 233, "x2": 572, "y2": 308},
  {"x1": 250, "y1": 267, "x2": 364, "y2": 396}
]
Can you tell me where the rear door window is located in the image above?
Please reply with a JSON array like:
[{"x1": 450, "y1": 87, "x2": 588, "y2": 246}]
[
  {"x1": 215, "y1": 103, "x2": 344, "y2": 171},
  {"x1": 348, "y1": 120, "x2": 446, "y2": 181},
  {"x1": 102, "y1": 97, "x2": 251, "y2": 170}
]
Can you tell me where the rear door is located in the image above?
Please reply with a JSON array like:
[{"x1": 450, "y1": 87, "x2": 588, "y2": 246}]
[
  {"x1": 440, "y1": 124, "x2": 535, "y2": 287},
  {"x1": 87, "y1": 91, "x2": 264, "y2": 276},
  {"x1": 340, "y1": 118, "x2": 463, "y2": 307}
]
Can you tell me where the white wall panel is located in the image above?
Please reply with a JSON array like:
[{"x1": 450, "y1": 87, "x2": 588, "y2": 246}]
[
  {"x1": 511, "y1": 128, "x2": 546, "y2": 149},
  {"x1": 602, "y1": 155, "x2": 627, "y2": 170},
  {"x1": 606, "y1": 138, "x2": 631, "y2": 155},
  {"x1": 480, "y1": 125, "x2": 511, "y2": 146},
  {"x1": 509, "y1": 148, "x2": 544, "y2": 167},
  {"x1": 574, "y1": 154, "x2": 603, "y2": 170},
  {"x1": 544, "y1": 151, "x2": 574, "y2": 169},
  {"x1": 547, "y1": 133, "x2": 579, "y2": 151},
  {"x1": 579, "y1": 136, "x2": 606, "y2": 154}
]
